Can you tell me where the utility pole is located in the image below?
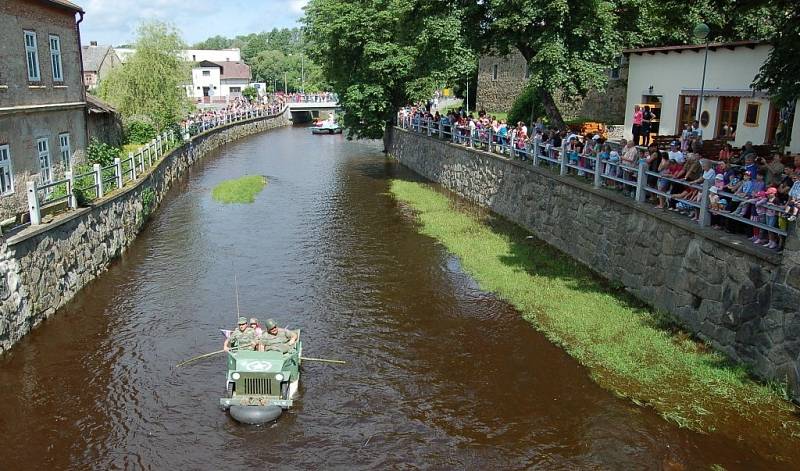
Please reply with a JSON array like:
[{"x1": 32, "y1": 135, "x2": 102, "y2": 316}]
[
  {"x1": 301, "y1": 54, "x2": 305, "y2": 94},
  {"x1": 284, "y1": 71, "x2": 287, "y2": 94}
]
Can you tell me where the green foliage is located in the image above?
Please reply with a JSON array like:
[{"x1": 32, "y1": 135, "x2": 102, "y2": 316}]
[
  {"x1": 508, "y1": 85, "x2": 546, "y2": 126},
  {"x1": 194, "y1": 28, "x2": 328, "y2": 93},
  {"x1": 98, "y1": 21, "x2": 192, "y2": 131},
  {"x1": 242, "y1": 86, "x2": 258, "y2": 101},
  {"x1": 193, "y1": 34, "x2": 234, "y2": 50},
  {"x1": 125, "y1": 120, "x2": 157, "y2": 145},
  {"x1": 389, "y1": 179, "x2": 800, "y2": 437},
  {"x1": 750, "y1": 1, "x2": 800, "y2": 103},
  {"x1": 211, "y1": 175, "x2": 267, "y2": 204},
  {"x1": 305, "y1": 0, "x2": 476, "y2": 139},
  {"x1": 86, "y1": 139, "x2": 120, "y2": 167},
  {"x1": 141, "y1": 187, "x2": 155, "y2": 216}
]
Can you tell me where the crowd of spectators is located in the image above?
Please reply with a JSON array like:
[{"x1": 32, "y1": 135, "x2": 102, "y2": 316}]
[
  {"x1": 399, "y1": 103, "x2": 799, "y2": 252},
  {"x1": 182, "y1": 95, "x2": 288, "y2": 133}
]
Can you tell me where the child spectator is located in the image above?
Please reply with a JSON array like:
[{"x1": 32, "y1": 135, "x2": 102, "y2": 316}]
[
  {"x1": 763, "y1": 187, "x2": 781, "y2": 249},
  {"x1": 749, "y1": 191, "x2": 768, "y2": 243}
]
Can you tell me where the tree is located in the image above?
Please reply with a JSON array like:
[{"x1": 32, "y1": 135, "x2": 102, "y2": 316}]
[
  {"x1": 459, "y1": 0, "x2": 623, "y2": 128},
  {"x1": 242, "y1": 86, "x2": 258, "y2": 101},
  {"x1": 304, "y1": 0, "x2": 476, "y2": 139},
  {"x1": 193, "y1": 35, "x2": 233, "y2": 50},
  {"x1": 99, "y1": 22, "x2": 192, "y2": 131}
]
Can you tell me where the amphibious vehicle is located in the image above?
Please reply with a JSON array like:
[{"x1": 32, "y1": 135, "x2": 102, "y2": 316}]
[{"x1": 219, "y1": 331, "x2": 302, "y2": 424}]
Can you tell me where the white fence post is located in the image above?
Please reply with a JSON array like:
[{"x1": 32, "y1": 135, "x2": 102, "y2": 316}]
[
  {"x1": 65, "y1": 171, "x2": 76, "y2": 209},
  {"x1": 560, "y1": 142, "x2": 568, "y2": 176},
  {"x1": 594, "y1": 156, "x2": 603, "y2": 188},
  {"x1": 635, "y1": 160, "x2": 647, "y2": 202},
  {"x1": 114, "y1": 157, "x2": 123, "y2": 188},
  {"x1": 129, "y1": 152, "x2": 137, "y2": 180},
  {"x1": 27, "y1": 181, "x2": 41, "y2": 225},
  {"x1": 94, "y1": 163, "x2": 104, "y2": 198},
  {"x1": 532, "y1": 137, "x2": 540, "y2": 166},
  {"x1": 699, "y1": 179, "x2": 712, "y2": 227}
]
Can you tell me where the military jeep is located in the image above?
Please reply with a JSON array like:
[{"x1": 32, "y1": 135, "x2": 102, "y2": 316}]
[{"x1": 219, "y1": 332, "x2": 301, "y2": 424}]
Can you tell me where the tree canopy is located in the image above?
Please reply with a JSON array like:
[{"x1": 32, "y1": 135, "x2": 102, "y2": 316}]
[
  {"x1": 304, "y1": 0, "x2": 476, "y2": 139},
  {"x1": 99, "y1": 22, "x2": 192, "y2": 131}
]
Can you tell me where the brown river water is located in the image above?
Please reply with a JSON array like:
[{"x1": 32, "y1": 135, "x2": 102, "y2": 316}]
[{"x1": 0, "y1": 125, "x2": 796, "y2": 470}]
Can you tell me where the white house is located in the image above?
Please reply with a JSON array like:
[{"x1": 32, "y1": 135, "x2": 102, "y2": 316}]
[
  {"x1": 189, "y1": 60, "x2": 251, "y2": 102},
  {"x1": 623, "y1": 41, "x2": 800, "y2": 153},
  {"x1": 181, "y1": 48, "x2": 241, "y2": 63}
]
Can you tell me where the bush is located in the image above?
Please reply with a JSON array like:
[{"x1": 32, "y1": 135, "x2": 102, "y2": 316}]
[
  {"x1": 508, "y1": 85, "x2": 546, "y2": 126},
  {"x1": 86, "y1": 139, "x2": 120, "y2": 167},
  {"x1": 126, "y1": 120, "x2": 157, "y2": 144},
  {"x1": 242, "y1": 86, "x2": 258, "y2": 101}
]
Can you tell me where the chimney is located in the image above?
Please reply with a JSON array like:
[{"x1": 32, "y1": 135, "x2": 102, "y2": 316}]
[{"x1": 90, "y1": 41, "x2": 98, "y2": 46}]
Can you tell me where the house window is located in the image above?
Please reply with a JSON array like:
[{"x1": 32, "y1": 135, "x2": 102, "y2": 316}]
[
  {"x1": 202, "y1": 70, "x2": 210, "y2": 76},
  {"x1": 230, "y1": 87, "x2": 241, "y2": 93},
  {"x1": 0, "y1": 145, "x2": 13, "y2": 195},
  {"x1": 24, "y1": 31, "x2": 41, "y2": 81},
  {"x1": 492, "y1": 64, "x2": 498, "y2": 81},
  {"x1": 743, "y1": 102, "x2": 761, "y2": 127},
  {"x1": 610, "y1": 56, "x2": 622, "y2": 80},
  {"x1": 716, "y1": 97, "x2": 739, "y2": 139},
  {"x1": 49, "y1": 35, "x2": 63, "y2": 81},
  {"x1": 59, "y1": 133, "x2": 71, "y2": 167},
  {"x1": 677, "y1": 95, "x2": 698, "y2": 131},
  {"x1": 37, "y1": 138, "x2": 51, "y2": 184}
]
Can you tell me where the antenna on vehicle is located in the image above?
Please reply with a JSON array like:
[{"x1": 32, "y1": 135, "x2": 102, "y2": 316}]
[{"x1": 233, "y1": 266, "x2": 241, "y2": 321}]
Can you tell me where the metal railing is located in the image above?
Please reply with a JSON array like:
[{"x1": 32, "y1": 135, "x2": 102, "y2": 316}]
[
  {"x1": 20, "y1": 106, "x2": 286, "y2": 226},
  {"x1": 398, "y1": 115, "x2": 793, "y2": 241}
]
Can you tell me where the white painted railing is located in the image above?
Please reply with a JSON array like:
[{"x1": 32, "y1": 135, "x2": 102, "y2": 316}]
[{"x1": 398, "y1": 115, "x2": 793, "y2": 242}]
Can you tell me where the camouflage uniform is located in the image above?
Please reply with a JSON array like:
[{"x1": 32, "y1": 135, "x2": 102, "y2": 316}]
[
  {"x1": 258, "y1": 328, "x2": 294, "y2": 353},
  {"x1": 229, "y1": 327, "x2": 257, "y2": 350}
]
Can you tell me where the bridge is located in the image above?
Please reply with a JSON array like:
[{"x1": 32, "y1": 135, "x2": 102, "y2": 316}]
[{"x1": 286, "y1": 101, "x2": 339, "y2": 122}]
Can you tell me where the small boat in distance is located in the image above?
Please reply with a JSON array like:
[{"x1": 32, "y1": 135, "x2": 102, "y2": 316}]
[{"x1": 311, "y1": 114, "x2": 342, "y2": 135}]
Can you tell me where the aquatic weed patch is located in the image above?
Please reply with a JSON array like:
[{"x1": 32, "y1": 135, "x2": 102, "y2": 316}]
[
  {"x1": 212, "y1": 175, "x2": 267, "y2": 204},
  {"x1": 389, "y1": 179, "x2": 800, "y2": 441}
]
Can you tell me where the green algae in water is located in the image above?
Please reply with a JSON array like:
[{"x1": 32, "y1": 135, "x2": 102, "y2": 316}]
[
  {"x1": 212, "y1": 175, "x2": 267, "y2": 204},
  {"x1": 389, "y1": 179, "x2": 800, "y2": 441}
]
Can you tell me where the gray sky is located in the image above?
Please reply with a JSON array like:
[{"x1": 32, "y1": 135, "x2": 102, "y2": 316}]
[{"x1": 79, "y1": 0, "x2": 308, "y2": 46}]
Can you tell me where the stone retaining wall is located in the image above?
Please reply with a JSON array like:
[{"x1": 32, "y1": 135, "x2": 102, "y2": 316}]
[
  {"x1": 0, "y1": 111, "x2": 290, "y2": 353},
  {"x1": 389, "y1": 127, "x2": 800, "y2": 399}
]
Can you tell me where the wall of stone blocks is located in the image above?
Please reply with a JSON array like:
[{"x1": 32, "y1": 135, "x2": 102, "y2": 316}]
[
  {"x1": 476, "y1": 50, "x2": 628, "y2": 125},
  {"x1": 389, "y1": 127, "x2": 800, "y2": 399},
  {"x1": 0, "y1": 111, "x2": 290, "y2": 353}
]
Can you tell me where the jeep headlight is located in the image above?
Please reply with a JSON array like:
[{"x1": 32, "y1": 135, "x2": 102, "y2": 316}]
[
  {"x1": 232, "y1": 372, "x2": 240, "y2": 380},
  {"x1": 274, "y1": 373, "x2": 284, "y2": 381}
]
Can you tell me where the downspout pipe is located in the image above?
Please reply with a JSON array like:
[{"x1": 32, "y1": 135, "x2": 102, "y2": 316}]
[{"x1": 75, "y1": 10, "x2": 89, "y2": 151}]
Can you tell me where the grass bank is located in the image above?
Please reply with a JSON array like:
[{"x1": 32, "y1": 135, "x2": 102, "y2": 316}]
[
  {"x1": 212, "y1": 175, "x2": 267, "y2": 204},
  {"x1": 389, "y1": 179, "x2": 800, "y2": 438}
]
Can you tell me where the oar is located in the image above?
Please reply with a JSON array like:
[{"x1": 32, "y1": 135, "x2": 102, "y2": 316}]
[
  {"x1": 301, "y1": 356, "x2": 346, "y2": 365},
  {"x1": 176, "y1": 343, "x2": 255, "y2": 368}
]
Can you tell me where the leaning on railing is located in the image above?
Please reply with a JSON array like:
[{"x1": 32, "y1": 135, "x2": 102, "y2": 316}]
[{"x1": 397, "y1": 115, "x2": 793, "y2": 240}]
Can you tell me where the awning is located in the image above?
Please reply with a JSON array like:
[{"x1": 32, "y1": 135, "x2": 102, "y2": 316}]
[{"x1": 680, "y1": 88, "x2": 769, "y2": 99}]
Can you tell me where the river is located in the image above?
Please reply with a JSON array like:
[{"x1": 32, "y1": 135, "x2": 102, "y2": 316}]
[{"x1": 0, "y1": 125, "x2": 794, "y2": 469}]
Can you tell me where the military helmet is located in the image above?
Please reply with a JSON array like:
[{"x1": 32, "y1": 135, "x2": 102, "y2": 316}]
[
  {"x1": 237, "y1": 316, "x2": 247, "y2": 325},
  {"x1": 249, "y1": 317, "x2": 259, "y2": 325},
  {"x1": 265, "y1": 318, "x2": 278, "y2": 330}
]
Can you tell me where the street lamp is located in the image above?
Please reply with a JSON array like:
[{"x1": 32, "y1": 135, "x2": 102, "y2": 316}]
[{"x1": 694, "y1": 23, "x2": 710, "y2": 125}]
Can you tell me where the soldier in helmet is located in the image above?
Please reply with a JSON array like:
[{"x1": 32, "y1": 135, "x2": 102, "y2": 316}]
[
  {"x1": 257, "y1": 318, "x2": 297, "y2": 353},
  {"x1": 223, "y1": 316, "x2": 257, "y2": 352}
]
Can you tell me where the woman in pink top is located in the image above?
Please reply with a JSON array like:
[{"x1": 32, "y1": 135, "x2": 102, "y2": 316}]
[{"x1": 632, "y1": 105, "x2": 643, "y2": 146}]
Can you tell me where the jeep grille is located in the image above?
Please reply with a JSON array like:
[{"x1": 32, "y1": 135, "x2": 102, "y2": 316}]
[{"x1": 240, "y1": 376, "x2": 274, "y2": 395}]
